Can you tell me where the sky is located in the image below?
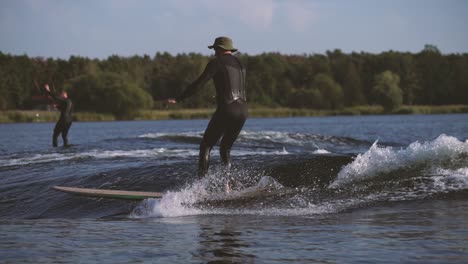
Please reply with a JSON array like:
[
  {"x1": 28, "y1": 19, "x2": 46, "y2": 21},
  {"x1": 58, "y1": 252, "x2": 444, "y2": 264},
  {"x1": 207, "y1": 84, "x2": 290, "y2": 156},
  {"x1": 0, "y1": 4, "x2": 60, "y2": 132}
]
[{"x1": 1, "y1": 0, "x2": 467, "y2": 59}]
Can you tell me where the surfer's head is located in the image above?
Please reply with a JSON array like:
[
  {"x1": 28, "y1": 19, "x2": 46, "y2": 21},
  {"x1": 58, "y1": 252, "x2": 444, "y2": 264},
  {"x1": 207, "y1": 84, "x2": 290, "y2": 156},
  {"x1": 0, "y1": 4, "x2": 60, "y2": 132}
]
[{"x1": 208, "y1": 36, "x2": 237, "y2": 57}]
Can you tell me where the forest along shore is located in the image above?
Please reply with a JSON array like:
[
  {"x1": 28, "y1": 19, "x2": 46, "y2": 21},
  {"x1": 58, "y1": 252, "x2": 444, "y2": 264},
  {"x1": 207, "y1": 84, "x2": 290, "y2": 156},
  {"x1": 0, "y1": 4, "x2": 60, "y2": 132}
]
[
  {"x1": 1, "y1": 105, "x2": 468, "y2": 123},
  {"x1": 2, "y1": 47, "x2": 468, "y2": 121}
]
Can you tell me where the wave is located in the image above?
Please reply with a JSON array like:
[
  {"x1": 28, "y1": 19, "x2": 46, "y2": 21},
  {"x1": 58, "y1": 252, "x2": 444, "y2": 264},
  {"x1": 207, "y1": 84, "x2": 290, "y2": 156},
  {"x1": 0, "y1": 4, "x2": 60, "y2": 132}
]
[
  {"x1": 330, "y1": 134, "x2": 468, "y2": 188},
  {"x1": 140, "y1": 130, "x2": 368, "y2": 144},
  {"x1": 238, "y1": 130, "x2": 366, "y2": 145},
  {"x1": 77, "y1": 134, "x2": 468, "y2": 219},
  {"x1": 0, "y1": 148, "x2": 291, "y2": 167},
  {"x1": 0, "y1": 149, "x2": 188, "y2": 167},
  {"x1": 4, "y1": 133, "x2": 467, "y2": 219},
  {"x1": 139, "y1": 131, "x2": 203, "y2": 144},
  {"x1": 139, "y1": 130, "x2": 372, "y2": 154},
  {"x1": 0, "y1": 153, "x2": 75, "y2": 167},
  {"x1": 134, "y1": 133, "x2": 465, "y2": 218}
]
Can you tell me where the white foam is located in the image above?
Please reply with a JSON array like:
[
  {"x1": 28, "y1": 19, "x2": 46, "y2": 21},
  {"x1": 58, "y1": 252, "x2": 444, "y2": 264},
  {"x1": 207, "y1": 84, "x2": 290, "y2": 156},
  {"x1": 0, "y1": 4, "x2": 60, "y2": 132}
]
[
  {"x1": 0, "y1": 146, "x2": 290, "y2": 167},
  {"x1": 139, "y1": 131, "x2": 203, "y2": 139},
  {"x1": 0, "y1": 153, "x2": 74, "y2": 167},
  {"x1": 141, "y1": 130, "x2": 301, "y2": 146},
  {"x1": 330, "y1": 134, "x2": 468, "y2": 188},
  {"x1": 239, "y1": 130, "x2": 304, "y2": 145},
  {"x1": 130, "y1": 176, "x2": 228, "y2": 218},
  {"x1": 0, "y1": 148, "x2": 198, "y2": 167},
  {"x1": 85, "y1": 148, "x2": 198, "y2": 159},
  {"x1": 129, "y1": 175, "x2": 359, "y2": 218},
  {"x1": 235, "y1": 147, "x2": 290, "y2": 156},
  {"x1": 426, "y1": 167, "x2": 468, "y2": 192},
  {"x1": 131, "y1": 182, "x2": 209, "y2": 218},
  {"x1": 313, "y1": 149, "x2": 330, "y2": 154},
  {"x1": 140, "y1": 130, "x2": 339, "y2": 154}
]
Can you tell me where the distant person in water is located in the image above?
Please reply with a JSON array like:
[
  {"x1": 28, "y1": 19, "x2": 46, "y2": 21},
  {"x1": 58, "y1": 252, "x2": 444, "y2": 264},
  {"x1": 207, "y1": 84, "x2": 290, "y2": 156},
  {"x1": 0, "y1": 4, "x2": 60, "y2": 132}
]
[
  {"x1": 166, "y1": 36, "x2": 248, "y2": 182},
  {"x1": 44, "y1": 84, "x2": 73, "y2": 147}
]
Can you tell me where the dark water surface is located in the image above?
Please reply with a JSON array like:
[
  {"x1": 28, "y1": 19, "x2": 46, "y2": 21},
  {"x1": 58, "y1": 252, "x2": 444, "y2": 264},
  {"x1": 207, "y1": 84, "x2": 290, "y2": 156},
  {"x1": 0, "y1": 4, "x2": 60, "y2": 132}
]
[{"x1": 1, "y1": 114, "x2": 467, "y2": 263}]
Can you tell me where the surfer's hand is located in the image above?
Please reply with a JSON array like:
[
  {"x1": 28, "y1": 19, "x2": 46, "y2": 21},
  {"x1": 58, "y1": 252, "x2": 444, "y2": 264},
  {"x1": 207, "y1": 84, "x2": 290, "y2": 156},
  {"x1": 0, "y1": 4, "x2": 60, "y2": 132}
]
[
  {"x1": 166, "y1": 98, "x2": 177, "y2": 104},
  {"x1": 44, "y1": 84, "x2": 51, "y2": 92}
]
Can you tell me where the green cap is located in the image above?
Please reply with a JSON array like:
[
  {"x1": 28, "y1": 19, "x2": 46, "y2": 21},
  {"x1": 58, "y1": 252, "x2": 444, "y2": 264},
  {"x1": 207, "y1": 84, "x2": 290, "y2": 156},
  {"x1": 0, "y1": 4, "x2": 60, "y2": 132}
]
[{"x1": 208, "y1": 36, "x2": 238, "y2": 52}]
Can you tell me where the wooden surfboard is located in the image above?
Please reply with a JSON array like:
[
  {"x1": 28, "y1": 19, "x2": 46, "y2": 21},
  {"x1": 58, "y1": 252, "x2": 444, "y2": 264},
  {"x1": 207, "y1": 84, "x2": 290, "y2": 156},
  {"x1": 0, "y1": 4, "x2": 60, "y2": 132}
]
[{"x1": 53, "y1": 186, "x2": 163, "y2": 200}]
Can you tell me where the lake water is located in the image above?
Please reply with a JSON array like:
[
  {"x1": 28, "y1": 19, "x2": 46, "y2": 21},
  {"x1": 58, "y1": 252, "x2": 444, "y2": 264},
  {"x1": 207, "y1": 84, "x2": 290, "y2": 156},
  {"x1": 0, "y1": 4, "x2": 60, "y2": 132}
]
[{"x1": 1, "y1": 114, "x2": 467, "y2": 263}]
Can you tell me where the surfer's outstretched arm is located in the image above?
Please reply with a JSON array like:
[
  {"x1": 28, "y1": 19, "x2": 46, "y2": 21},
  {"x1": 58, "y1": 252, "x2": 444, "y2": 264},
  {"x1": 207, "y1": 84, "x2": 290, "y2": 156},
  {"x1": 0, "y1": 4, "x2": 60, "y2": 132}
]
[
  {"x1": 44, "y1": 84, "x2": 67, "y2": 103},
  {"x1": 166, "y1": 60, "x2": 218, "y2": 104}
]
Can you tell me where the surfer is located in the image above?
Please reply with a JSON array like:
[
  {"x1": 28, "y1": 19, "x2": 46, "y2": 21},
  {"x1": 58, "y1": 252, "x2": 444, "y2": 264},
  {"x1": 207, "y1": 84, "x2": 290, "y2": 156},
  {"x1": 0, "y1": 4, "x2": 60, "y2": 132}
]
[
  {"x1": 166, "y1": 36, "x2": 248, "y2": 181},
  {"x1": 44, "y1": 84, "x2": 73, "y2": 147}
]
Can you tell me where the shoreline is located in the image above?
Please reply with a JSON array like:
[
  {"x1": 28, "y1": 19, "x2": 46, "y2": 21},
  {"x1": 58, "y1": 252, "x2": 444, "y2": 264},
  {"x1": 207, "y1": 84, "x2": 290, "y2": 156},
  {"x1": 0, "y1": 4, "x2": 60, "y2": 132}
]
[{"x1": 1, "y1": 105, "x2": 467, "y2": 123}]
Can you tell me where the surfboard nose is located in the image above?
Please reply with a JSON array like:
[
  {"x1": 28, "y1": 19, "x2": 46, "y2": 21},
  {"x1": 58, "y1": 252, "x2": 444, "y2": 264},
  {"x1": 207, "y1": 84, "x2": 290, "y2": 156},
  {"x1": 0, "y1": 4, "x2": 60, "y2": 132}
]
[{"x1": 52, "y1": 186, "x2": 163, "y2": 200}]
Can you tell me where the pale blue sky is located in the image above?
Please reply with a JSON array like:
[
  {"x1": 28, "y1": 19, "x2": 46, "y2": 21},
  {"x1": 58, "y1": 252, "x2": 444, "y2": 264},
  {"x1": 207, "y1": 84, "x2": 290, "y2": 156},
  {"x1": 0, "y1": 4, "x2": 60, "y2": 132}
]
[{"x1": 1, "y1": 0, "x2": 467, "y2": 59}]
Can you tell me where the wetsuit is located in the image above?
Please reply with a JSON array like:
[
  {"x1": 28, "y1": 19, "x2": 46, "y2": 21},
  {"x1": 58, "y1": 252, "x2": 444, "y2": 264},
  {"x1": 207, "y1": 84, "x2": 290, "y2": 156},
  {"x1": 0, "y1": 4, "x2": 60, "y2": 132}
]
[
  {"x1": 48, "y1": 92, "x2": 73, "y2": 147},
  {"x1": 176, "y1": 54, "x2": 248, "y2": 177}
]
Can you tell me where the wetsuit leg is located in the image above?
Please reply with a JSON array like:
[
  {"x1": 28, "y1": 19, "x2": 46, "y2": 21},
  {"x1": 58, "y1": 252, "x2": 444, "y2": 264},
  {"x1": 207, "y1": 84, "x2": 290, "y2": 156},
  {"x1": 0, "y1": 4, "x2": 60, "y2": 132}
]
[
  {"x1": 219, "y1": 101, "x2": 248, "y2": 170},
  {"x1": 198, "y1": 110, "x2": 225, "y2": 177},
  {"x1": 52, "y1": 121, "x2": 62, "y2": 147},
  {"x1": 62, "y1": 122, "x2": 72, "y2": 147}
]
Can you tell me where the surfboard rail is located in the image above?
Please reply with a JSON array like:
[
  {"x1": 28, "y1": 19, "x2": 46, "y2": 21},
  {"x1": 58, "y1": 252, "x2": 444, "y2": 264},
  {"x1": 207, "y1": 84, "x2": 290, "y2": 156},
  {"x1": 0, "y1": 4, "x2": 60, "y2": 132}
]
[{"x1": 53, "y1": 186, "x2": 163, "y2": 200}]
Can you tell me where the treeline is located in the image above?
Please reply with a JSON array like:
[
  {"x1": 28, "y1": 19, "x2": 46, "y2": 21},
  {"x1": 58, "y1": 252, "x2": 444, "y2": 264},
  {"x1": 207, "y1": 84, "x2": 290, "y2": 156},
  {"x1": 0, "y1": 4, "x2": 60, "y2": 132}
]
[{"x1": 1, "y1": 45, "x2": 467, "y2": 118}]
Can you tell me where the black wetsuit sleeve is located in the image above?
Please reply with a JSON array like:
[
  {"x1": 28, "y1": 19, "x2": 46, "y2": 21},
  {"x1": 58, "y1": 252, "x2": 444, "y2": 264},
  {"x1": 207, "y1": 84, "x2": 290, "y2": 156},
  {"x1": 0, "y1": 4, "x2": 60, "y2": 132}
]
[
  {"x1": 176, "y1": 59, "x2": 218, "y2": 102},
  {"x1": 48, "y1": 91, "x2": 72, "y2": 120},
  {"x1": 48, "y1": 91, "x2": 67, "y2": 104}
]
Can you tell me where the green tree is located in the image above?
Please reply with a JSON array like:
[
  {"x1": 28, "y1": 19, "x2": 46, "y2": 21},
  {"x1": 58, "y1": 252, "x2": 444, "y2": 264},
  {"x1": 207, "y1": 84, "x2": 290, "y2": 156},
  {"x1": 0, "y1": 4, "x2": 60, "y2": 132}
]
[
  {"x1": 1, "y1": 48, "x2": 468, "y2": 114},
  {"x1": 312, "y1": 73, "x2": 344, "y2": 109},
  {"x1": 291, "y1": 88, "x2": 324, "y2": 109},
  {"x1": 415, "y1": 44, "x2": 450, "y2": 104},
  {"x1": 399, "y1": 54, "x2": 420, "y2": 105},
  {"x1": 372, "y1": 71, "x2": 403, "y2": 111},
  {"x1": 68, "y1": 73, "x2": 153, "y2": 118},
  {"x1": 343, "y1": 61, "x2": 365, "y2": 106}
]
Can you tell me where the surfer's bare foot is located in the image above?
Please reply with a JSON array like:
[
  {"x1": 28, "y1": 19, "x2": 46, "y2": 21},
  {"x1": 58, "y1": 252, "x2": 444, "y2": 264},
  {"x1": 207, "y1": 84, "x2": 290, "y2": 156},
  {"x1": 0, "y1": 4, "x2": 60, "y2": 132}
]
[{"x1": 225, "y1": 181, "x2": 232, "y2": 194}]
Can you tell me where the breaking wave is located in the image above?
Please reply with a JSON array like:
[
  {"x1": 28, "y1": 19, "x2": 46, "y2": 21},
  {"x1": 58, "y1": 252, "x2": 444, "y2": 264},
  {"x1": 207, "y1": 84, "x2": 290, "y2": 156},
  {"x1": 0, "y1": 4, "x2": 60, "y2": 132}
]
[
  {"x1": 330, "y1": 134, "x2": 468, "y2": 188},
  {"x1": 131, "y1": 134, "x2": 468, "y2": 219}
]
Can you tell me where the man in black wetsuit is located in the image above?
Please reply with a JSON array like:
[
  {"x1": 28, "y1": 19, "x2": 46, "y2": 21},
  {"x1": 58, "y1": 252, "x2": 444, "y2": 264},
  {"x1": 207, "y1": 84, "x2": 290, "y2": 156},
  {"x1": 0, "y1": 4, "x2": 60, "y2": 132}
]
[
  {"x1": 167, "y1": 36, "x2": 248, "y2": 180},
  {"x1": 44, "y1": 84, "x2": 73, "y2": 147}
]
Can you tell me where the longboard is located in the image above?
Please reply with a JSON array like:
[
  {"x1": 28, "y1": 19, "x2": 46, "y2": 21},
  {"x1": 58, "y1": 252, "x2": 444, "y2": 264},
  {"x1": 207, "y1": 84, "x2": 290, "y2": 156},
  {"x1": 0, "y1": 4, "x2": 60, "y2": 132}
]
[{"x1": 53, "y1": 186, "x2": 163, "y2": 200}]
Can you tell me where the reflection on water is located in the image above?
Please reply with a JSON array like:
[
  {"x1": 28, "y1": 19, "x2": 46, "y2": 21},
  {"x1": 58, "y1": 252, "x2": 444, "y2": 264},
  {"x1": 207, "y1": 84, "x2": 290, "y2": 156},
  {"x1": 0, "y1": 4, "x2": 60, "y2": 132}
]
[
  {"x1": 1, "y1": 199, "x2": 468, "y2": 263},
  {"x1": 194, "y1": 217, "x2": 255, "y2": 263}
]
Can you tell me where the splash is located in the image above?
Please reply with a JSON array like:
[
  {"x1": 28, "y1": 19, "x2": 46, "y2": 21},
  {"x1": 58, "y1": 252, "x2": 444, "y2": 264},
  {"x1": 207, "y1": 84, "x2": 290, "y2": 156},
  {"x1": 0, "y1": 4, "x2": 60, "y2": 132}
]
[
  {"x1": 130, "y1": 181, "x2": 208, "y2": 218},
  {"x1": 313, "y1": 149, "x2": 330, "y2": 154},
  {"x1": 130, "y1": 170, "x2": 267, "y2": 218},
  {"x1": 424, "y1": 167, "x2": 468, "y2": 193},
  {"x1": 330, "y1": 134, "x2": 468, "y2": 188},
  {"x1": 128, "y1": 173, "x2": 364, "y2": 218},
  {"x1": 130, "y1": 174, "x2": 238, "y2": 218}
]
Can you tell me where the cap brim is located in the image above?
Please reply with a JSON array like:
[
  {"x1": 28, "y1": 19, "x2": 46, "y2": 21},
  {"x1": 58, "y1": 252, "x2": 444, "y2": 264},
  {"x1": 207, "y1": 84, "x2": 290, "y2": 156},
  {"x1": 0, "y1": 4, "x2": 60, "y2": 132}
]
[{"x1": 208, "y1": 45, "x2": 238, "y2": 52}]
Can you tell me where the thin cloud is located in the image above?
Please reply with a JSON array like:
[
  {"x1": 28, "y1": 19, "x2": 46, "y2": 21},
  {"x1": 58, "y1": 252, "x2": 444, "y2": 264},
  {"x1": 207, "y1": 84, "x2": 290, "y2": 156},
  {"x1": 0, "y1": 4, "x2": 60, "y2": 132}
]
[
  {"x1": 163, "y1": 0, "x2": 313, "y2": 32},
  {"x1": 282, "y1": 2, "x2": 315, "y2": 32},
  {"x1": 235, "y1": 0, "x2": 274, "y2": 30},
  {"x1": 189, "y1": 0, "x2": 275, "y2": 31}
]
